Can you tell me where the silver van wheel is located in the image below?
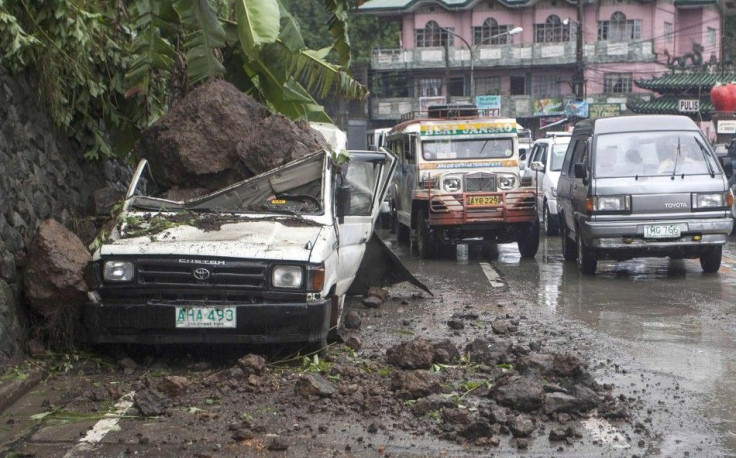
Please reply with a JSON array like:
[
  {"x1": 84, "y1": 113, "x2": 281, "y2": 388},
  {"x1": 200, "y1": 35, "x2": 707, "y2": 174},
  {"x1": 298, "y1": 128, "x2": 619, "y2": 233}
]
[
  {"x1": 576, "y1": 231, "x2": 597, "y2": 275},
  {"x1": 560, "y1": 219, "x2": 577, "y2": 261},
  {"x1": 700, "y1": 246, "x2": 722, "y2": 273}
]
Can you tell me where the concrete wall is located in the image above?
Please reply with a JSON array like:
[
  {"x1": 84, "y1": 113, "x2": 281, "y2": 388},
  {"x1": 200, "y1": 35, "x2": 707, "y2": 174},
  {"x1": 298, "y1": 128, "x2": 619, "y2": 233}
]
[{"x1": 0, "y1": 69, "x2": 120, "y2": 368}]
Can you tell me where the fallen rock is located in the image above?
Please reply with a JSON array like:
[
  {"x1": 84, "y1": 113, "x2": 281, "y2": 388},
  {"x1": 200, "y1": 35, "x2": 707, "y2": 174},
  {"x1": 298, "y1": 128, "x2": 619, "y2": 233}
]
[
  {"x1": 387, "y1": 338, "x2": 434, "y2": 369},
  {"x1": 491, "y1": 319, "x2": 512, "y2": 335},
  {"x1": 24, "y1": 219, "x2": 90, "y2": 319},
  {"x1": 465, "y1": 338, "x2": 513, "y2": 365},
  {"x1": 543, "y1": 392, "x2": 581, "y2": 415},
  {"x1": 138, "y1": 79, "x2": 328, "y2": 191},
  {"x1": 411, "y1": 394, "x2": 456, "y2": 417},
  {"x1": 509, "y1": 414, "x2": 535, "y2": 438},
  {"x1": 237, "y1": 354, "x2": 266, "y2": 375},
  {"x1": 572, "y1": 384, "x2": 599, "y2": 411},
  {"x1": 460, "y1": 418, "x2": 494, "y2": 440},
  {"x1": 267, "y1": 436, "x2": 289, "y2": 451},
  {"x1": 156, "y1": 376, "x2": 190, "y2": 397},
  {"x1": 517, "y1": 352, "x2": 554, "y2": 375},
  {"x1": 344, "y1": 311, "x2": 362, "y2": 329},
  {"x1": 134, "y1": 389, "x2": 170, "y2": 416},
  {"x1": 362, "y1": 296, "x2": 383, "y2": 308},
  {"x1": 490, "y1": 376, "x2": 545, "y2": 413},
  {"x1": 391, "y1": 370, "x2": 441, "y2": 399},
  {"x1": 295, "y1": 374, "x2": 335, "y2": 398},
  {"x1": 431, "y1": 339, "x2": 460, "y2": 364},
  {"x1": 118, "y1": 357, "x2": 137, "y2": 373},
  {"x1": 344, "y1": 336, "x2": 362, "y2": 351},
  {"x1": 485, "y1": 405, "x2": 508, "y2": 424},
  {"x1": 441, "y1": 407, "x2": 471, "y2": 426},
  {"x1": 367, "y1": 286, "x2": 388, "y2": 302},
  {"x1": 552, "y1": 353, "x2": 585, "y2": 377},
  {"x1": 549, "y1": 428, "x2": 568, "y2": 441},
  {"x1": 447, "y1": 319, "x2": 465, "y2": 330}
]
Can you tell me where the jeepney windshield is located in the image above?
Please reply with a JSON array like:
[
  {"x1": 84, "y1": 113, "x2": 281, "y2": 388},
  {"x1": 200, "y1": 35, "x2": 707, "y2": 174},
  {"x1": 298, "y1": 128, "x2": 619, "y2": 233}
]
[{"x1": 421, "y1": 138, "x2": 514, "y2": 161}]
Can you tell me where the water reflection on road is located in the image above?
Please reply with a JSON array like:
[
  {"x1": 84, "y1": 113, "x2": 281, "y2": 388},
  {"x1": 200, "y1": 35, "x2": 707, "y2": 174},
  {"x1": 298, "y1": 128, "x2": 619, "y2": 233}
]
[{"x1": 495, "y1": 235, "x2": 736, "y2": 453}]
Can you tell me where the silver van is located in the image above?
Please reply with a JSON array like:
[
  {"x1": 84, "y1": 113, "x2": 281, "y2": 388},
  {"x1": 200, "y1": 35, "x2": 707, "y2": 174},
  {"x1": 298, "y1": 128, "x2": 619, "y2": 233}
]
[{"x1": 557, "y1": 115, "x2": 734, "y2": 275}]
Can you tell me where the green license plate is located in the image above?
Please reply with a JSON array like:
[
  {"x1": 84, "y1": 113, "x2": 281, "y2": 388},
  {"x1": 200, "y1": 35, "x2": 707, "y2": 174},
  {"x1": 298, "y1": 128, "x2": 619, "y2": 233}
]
[{"x1": 175, "y1": 307, "x2": 236, "y2": 328}]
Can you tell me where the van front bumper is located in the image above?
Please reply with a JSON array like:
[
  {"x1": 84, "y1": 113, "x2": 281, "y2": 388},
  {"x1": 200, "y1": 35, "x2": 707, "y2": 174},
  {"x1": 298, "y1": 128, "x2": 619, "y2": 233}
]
[
  {"x1": 579, "y1": 217, "x2": 732, "y2": 259},
  {"x1": 81, "y1": 300, "x2": 331, "y2": 345}
]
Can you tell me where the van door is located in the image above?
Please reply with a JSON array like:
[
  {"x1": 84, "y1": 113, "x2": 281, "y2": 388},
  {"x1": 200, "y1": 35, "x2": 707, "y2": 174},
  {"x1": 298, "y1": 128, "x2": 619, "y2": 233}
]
[
  {"x1": 570, "y1": 140, "x2": 591, "y2": 228},
  {"x1": 334, "y1": 151, "x2": 396, "y2": 296}
]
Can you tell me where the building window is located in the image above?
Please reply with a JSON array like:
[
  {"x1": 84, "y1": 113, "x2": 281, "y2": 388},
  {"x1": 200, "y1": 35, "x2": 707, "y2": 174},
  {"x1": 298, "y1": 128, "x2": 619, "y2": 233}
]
[
  {"x1": 475, "y1": 76, "x2": 501, "y2": 96},
  {"x1": 419, "y1": 78, "x2": 442, "y2": 97},
  {"x1": 598, "y1": 12, "x2": 640, "y2": 41},
  {"x1": 473, "y1": 18, "x2": 510, "y2": 45},
  {"x1": 664, "y1": 22, "x2": 673, "y2": 43},
  {"x1": 604, "y1": 73, "x2": 632, "y2": 93},
  {"x1": 532, "y1": 75, "x2": 560, "y2": 97},
  {"x1": 708, "y1": 27, "x2": 716, "y2": 47},
  {"x1": 510, "y1": 76, "x2": 526, "y2": 95},
  {"x1": 371, "y1": 73, "x2": 410, "y2": 98},
  {"x1": 449, "y1": 77, "x2": 465, "y2": 97},
  {"x1": 416, "y1": 21, "x2": 453, "y2": 48},
  {"x1": 534, "y1": 15, "x2": 572, "y2": 43}
]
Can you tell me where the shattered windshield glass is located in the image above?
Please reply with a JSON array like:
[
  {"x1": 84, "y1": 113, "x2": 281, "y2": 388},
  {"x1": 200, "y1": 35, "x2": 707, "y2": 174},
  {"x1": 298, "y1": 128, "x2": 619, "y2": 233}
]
[
  {"x1": 129, "y1": 154, "x2": 325, "y2": 215},
  {"x1": 594, "y1": 131, "x2": 720, "y2": 178}
]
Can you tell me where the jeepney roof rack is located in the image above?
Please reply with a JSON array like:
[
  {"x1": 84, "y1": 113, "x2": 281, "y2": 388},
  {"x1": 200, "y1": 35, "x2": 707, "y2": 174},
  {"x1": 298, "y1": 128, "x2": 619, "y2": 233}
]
[{"x1": 399, "y1": 104, "x2": 500, "y2": 122}]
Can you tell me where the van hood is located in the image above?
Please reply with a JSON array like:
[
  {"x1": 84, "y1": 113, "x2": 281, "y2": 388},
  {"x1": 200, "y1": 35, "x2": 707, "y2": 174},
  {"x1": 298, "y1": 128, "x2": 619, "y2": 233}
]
[{"x1": 100, "y1": 216, "x2": 326, "y2": 262}]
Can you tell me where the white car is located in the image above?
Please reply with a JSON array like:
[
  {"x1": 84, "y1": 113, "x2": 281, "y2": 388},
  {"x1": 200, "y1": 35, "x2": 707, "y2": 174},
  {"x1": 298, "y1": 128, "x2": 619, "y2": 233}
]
[{"x1": 523, "y1": 135, "x2": 571, "y2": 235}]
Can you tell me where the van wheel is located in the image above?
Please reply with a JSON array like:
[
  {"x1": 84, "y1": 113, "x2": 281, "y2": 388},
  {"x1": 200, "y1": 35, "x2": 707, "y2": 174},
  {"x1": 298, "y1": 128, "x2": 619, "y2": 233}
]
[
  {"x1": 517, "y1": 221, "x2": 540, "y2": 258},
  {"x1": 700, "y1": 246, "x2": 722, "y2": 273},
  {"x1": 560, "y1": 219, "x2": 577, "y2": 261},
  {"x1": 544, "y1": 203, "x2": 559, "y2": 236},
  {"x1": 416, "y1": 209, "x2": 436, "y2": 259},
  {"x1": 576, "y1": 230, "x2": 597, "y2": 275}
]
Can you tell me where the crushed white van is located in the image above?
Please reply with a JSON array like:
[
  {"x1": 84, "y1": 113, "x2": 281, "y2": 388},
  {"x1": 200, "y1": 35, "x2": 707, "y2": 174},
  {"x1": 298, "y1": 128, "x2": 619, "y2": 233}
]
[{"x1": 82, "y1": 149, "x2": 396, "y2": 348}]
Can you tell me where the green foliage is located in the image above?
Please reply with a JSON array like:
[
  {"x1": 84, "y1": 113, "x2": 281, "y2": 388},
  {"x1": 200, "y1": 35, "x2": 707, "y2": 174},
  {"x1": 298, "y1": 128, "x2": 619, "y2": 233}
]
[{"x1": 0, "y1": 0, "x2": 365, "y2": 160}]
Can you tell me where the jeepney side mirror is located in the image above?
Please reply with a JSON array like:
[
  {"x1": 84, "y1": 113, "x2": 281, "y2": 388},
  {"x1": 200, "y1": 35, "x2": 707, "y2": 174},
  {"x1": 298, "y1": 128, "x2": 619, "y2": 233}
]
[
  {"x1": 336, "y1": 185, "x2": 351, "y2": 223},
  {"x1": 530, "y1": 161, "x2": 544, "y2": 172},
  {"x1": 719, "y1": 156, "x2": 733, "y2": 178},
  {"x1": 573, "y1": 162, "x2": 588, "y2": 181}
]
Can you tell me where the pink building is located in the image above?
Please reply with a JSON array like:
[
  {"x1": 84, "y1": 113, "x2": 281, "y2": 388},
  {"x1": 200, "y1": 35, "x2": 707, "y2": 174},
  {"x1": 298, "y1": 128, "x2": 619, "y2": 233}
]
[{"x1": 358, "y1": 0, "x2": 726, "y2": 136}]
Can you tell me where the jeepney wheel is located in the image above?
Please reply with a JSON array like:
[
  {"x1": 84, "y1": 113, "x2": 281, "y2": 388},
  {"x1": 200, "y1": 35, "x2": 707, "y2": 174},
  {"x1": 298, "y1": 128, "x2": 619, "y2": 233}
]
[
  {"x1": 416, "y1": 209, "x2": 436, "y2": 259},
  {"x1": 560, "y1": 217, "x2": 577, "y2": 262},
  {"x1": 700, "y1": 245, "x2": 722, "y2": 273},
  {"x1": 543, "y1": 203, "x2": 559, "y2": 236},
  {"x1": 516, "y1": 221, "x2": 540, "y2": 258},
  {"x1": 576, "y1": 230, "x2": 597, "y2": 275}
]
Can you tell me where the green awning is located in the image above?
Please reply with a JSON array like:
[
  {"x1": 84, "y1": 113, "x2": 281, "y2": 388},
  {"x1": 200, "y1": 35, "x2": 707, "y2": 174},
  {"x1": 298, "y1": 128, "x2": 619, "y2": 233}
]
[
  {"x1": 635, "y1": 72, "x2": 736, "y2": 93},
  {"x1": 628, "y1": 95, "x2": 713, "y2": 114}
]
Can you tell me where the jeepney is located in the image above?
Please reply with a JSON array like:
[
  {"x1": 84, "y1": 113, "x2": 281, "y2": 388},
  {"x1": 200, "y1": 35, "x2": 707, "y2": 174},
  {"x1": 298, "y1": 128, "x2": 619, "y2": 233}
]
[{"x1": 385, "y1": 105, "x2": 539, "y2": 259}]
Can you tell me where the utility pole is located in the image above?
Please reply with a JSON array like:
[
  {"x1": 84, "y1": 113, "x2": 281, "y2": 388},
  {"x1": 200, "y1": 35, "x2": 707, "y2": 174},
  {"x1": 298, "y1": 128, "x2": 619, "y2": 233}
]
[{"x1": 573, "y1": 0, "x2": 586, "y2": 100}]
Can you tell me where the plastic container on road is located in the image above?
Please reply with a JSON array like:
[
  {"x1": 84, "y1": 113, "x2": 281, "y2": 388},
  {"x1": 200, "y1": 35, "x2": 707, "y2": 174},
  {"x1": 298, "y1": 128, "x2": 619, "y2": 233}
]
[{"x1": 456, "y1": 243, "x2": 468, "y2": 263}]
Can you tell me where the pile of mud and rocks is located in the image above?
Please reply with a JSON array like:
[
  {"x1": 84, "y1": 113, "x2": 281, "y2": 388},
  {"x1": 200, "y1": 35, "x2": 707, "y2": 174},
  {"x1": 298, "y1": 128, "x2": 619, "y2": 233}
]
[{"x1": 51, "y1": 292, "x2": 641, "y2": 455}]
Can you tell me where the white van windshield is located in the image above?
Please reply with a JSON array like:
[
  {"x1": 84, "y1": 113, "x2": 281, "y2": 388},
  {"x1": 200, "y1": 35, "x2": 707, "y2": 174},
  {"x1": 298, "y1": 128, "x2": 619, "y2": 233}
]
[
  {"x1": 594, "y1": 131, "x2": 719, "y2": 178},
  {"x1": 422, "y1": 138, "x2": 514, "y2": 161}
]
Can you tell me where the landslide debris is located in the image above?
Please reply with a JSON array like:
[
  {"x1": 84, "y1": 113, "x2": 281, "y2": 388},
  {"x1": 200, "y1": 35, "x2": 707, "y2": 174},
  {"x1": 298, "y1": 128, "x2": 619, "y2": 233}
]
[{"x1": 137, "y1": 79, "x2": 329, "y2": 193}]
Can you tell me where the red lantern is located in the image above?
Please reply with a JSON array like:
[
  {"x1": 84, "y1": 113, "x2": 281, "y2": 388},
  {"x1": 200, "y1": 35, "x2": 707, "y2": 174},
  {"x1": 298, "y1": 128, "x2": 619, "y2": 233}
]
[
  {"x1": 727, "y1": 83, "x2": 736, "y2": 111},
  {"x1": 711, "y1": 83, "x2": 736, "y2": 112}
]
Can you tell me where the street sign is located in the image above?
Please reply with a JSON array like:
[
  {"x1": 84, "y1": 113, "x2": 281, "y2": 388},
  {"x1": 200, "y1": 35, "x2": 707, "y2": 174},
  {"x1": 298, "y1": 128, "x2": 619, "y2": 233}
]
[
  {"x1": 717, "y1": 120, "x2": 736, "y2": 134},
  {"x1": 678, "y1": 99, "x2": 699, "y2": 113}
]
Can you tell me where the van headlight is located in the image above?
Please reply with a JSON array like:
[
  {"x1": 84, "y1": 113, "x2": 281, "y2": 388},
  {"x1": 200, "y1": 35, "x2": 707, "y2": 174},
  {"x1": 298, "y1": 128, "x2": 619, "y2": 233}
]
[
  {"x1": 497, "y1": 174, "x2": 517, "y2": 190},
  {"x1": 442, "y1": 176, "x2": 462, "y2": 193},
  {"x1": 272, "y1": 265, "x2": 303, "y2": 289},
  {"x1": 594, "y1": 195, "x2": 631, "y2": 212},
  {"x1": 693, "y1": 192, "x2": 726, "y2": 209},
  {"x1": 103, "y1": 261, "x2": 135, "y2": 282}
]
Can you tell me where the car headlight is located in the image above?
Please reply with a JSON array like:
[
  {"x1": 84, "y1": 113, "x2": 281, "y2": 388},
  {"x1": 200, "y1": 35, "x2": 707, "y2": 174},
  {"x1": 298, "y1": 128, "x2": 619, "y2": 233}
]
[
  {"x1": 593, "y1": 195, "x2": 631, "y2": 212},
  {"x1": 497, "y1": 174, "x2": 517, "y2": 190},
  {"x1": 103, "y1": 261, "x2": 135, "y2": 282},
  {"x1": 442, "y1": 176, "x2": 462, "y2": 193},
  {"x1": 272, "y1": 265, "x2": 303, "y2": 289},
  {"x1": 693, "y1": 192, "x2": 726, "y2": 209}
]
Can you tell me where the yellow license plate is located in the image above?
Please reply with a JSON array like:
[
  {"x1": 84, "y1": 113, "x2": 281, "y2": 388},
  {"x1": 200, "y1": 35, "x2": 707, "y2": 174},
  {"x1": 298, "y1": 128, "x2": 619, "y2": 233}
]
[{"x1": 467, "y1": 195, "x2": 500, "y2": 206}]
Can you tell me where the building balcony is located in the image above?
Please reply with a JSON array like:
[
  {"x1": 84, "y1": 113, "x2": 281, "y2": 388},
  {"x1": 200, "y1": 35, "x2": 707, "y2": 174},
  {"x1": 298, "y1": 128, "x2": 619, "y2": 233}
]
[{"x1": 371, "y1": 40, "x2": 655, "y2": 71}]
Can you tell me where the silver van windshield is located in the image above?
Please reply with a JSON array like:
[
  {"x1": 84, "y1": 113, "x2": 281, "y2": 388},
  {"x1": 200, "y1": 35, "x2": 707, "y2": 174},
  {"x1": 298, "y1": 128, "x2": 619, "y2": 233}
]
[{"x1": 594, "y1": 131, "x2": 719, "y2": 178}]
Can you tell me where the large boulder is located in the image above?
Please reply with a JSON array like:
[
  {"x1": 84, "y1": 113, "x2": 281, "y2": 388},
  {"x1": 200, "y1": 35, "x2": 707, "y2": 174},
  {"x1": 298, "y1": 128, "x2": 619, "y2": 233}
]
[
  {"x1": 137, "y1": 79, "x2": 328, "y2": 191},
  {"x1": 24, "y1": 219, "x2": 90, "y2": 319}
]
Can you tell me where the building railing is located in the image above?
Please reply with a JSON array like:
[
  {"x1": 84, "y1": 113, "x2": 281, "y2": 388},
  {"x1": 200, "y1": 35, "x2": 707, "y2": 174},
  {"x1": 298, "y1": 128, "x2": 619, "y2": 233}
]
[{"x1": 370, "y1": 40, "x2": 655, "y2": 70}]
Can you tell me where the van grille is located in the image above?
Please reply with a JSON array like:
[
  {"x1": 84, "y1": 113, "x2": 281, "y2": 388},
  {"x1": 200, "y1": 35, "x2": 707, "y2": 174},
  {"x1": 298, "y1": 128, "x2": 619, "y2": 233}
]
[
  {"x1": 136, "y1": 258, "x2": 267, "y2": 289},
  {"x1": 465, "y1": 173, "x2": 496, "y2": 192}
]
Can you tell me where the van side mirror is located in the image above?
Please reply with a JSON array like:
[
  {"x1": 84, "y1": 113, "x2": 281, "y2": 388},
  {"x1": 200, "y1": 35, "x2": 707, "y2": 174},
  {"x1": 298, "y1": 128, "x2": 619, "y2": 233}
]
[
  {"x1": 720, "y1": 156, "x2": 733, "y2": 178},
  {"x1": 530, "y1": 161, "x2": 544, "y2": 172},
  {"x1": 573, "y1": 162, "x2": 587, "y2": 180},
  {"x1": 336, "y1": 185, "x2": 351, "y2": 222}
]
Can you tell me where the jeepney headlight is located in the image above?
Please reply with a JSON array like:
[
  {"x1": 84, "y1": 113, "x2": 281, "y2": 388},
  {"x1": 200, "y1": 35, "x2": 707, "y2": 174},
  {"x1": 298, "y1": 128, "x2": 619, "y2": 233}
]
[
  {"x1": 442, "y1": 176, "x2": 462, "y2": 193},
  {"x1": 272, "y1": 265, "x2": 303, "y2": 289},
  {"x1": 497, "y1": 174, "x2": 517, "y2": 190},
  {"x1": 594, "y1": 195, "x2": 631, "y2": 212},
  {"x1": 694, "y1": 193, "x2": 724, "y2": 209},
  {"x1": 103, "y1": 261, "x2": 135, "y2": 282}
]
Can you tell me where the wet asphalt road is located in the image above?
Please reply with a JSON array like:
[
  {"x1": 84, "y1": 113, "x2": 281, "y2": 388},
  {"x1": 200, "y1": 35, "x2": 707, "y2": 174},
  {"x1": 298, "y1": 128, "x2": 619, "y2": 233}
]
[{"x1": 387, "y1": 230, "x2": 736, "y2": 456}]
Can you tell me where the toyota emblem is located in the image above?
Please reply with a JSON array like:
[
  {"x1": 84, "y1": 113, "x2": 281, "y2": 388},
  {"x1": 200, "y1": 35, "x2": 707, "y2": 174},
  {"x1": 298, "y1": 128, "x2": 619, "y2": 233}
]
[{"x1": 193, "y1": 267, "x2": 211, "y2": 280}]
